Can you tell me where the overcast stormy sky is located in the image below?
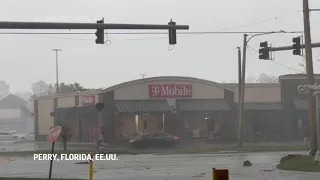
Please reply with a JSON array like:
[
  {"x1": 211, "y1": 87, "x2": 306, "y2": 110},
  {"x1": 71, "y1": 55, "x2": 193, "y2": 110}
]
[{"x1": 0, "y1": 0, "x2": 320, "y2": 92}]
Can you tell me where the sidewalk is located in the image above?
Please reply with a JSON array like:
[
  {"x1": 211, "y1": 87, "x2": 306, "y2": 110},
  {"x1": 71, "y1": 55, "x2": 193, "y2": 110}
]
[
  {"x1": 35, "y1": 142, "x2": 121, "y2": 150},
  {"x1": 35, "y1": 141, "x2": 307, "y2": 150},
  {"x1": 181, "y1": 141, "x2": 307, "y2": 148}
]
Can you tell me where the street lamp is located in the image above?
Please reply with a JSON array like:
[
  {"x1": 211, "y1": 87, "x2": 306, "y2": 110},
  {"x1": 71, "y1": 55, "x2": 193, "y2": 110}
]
[
  {"x1": 238, "y1": 31, "x2": 286, "y2": 147},
  {"x1": 52, "y1": 49, "x2": 62, "y2": 94}
]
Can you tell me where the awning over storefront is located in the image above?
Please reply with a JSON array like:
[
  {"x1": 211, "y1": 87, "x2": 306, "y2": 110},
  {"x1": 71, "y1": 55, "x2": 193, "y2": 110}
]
[
  {"x1": 73, "y1": 105, "x2": 97, "y2": 116},
  {"x1": 53, "y1": 107, "x2": 75, "y2": 117},
  {"x1": 116, "y1": 100, "x2": 171, "y2": 113},
  {"x1": 176, "y1": 99, "x2": 230, "y2": 111},
  {"x1": 292, "y1": 99, "x2": 320, "y2": 110},
  {"x1": 242, "y1": 102, "x2": 284, "y2": 110},
  {"x1": 53, "y1": 105, "x2": 97, "y2": 117},
  {"x1": 235, "y1": 102, "x2": 284, "y2": 110}
]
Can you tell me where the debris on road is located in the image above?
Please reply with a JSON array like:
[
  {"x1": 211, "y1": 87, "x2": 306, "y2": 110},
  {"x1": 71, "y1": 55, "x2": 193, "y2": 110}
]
[
  {"x1": 243, "y1": 160, "x2": 252, "y2": 166},
  {"x1": 74, "y1": 161, "x2": 89, "y2": 164},
  {"x1": 261, "y1": 169, "x2": 275, "y2": 172},
  {"x1": 0, "y1": 157, "x2": 13, "y2": 162}
]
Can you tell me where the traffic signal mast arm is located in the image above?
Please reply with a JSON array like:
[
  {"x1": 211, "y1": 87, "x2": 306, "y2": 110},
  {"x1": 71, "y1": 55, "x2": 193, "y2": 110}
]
[
  {"x1": 0, "y1": 21, "x2": 187, "y2": 45},
  {"x1": 0, "y1": 21, "x2": 189, "y2": 30},
  {"x1": 269, "y1": 42, "x2": 320, "y2": 52}
]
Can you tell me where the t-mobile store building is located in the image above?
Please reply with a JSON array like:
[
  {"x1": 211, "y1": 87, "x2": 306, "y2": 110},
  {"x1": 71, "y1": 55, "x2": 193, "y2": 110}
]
[{"x1": 104, "y1": 76, "x2": 237, "y2": 142}]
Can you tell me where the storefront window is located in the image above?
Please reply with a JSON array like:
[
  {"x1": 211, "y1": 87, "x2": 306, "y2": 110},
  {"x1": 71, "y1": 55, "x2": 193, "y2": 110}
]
[
  {"x1": 185, "y1": 120, "x2": 189, "y2": 129},
  {"x1": 297, "y1": 119, "x2": 302, "y2": 129},
  {"x1": 158, "y1": 119, "x2": 163, "y2": 130},
  {"x1": 144, "y1": 121, "x2": 147, "y2": 129}
]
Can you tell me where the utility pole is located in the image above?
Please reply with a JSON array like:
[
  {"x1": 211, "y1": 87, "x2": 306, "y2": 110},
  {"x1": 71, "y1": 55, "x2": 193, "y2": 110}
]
[
  {"x1": 297, "y1": 84, "x2": 320, "y2": 161},
  {"x1": 303, "y1": 0, "x2": 318, "y2": 155},
  {"x1": 237, "y1": 47, "x2": 242, "y2": 105},
  {"x1": 52, "y1": 49, "x2": 62, "y2": 94},
  {"x1": 238, "y1": 34, "x2": 247, "y2": 148},
  {"x1": 237, "y1": 46, "x2": 242, "y2": 147}
]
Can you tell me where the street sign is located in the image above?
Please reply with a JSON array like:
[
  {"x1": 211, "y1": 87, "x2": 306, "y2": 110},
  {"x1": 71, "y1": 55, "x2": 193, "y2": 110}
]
[
  {"x1": 47, "y1": 126, "x2": 62, "y2": 180},
  {"x1": 47, "y1": 126, "x2": 62, "y2": 142},
  {"x1": 297, "y1": 85, "x2": 308, "y2": 94},
  {"x1": 298, "y1": 83, "x2": 320, "y2": 94}
]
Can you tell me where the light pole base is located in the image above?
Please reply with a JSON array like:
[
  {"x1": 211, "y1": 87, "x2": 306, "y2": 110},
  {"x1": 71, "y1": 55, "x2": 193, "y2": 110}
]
[{"x1": 315, "y1": 150, "x2": 320, "y2": 162}]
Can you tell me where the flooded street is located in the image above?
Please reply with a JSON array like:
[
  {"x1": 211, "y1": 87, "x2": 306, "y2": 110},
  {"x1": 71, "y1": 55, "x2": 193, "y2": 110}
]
[{"x1": 0, "y1": 151, "x2": 318, "y2": 180}]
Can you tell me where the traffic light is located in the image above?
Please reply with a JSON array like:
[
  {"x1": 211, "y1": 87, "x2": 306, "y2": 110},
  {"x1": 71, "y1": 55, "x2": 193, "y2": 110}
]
[
  {"x1": 168, "y1": 19, "x2": 177, "y2": 45},
  {"x1": 95, "y1": 103, "x2": 104, "y2": 111},
  {"x1": 95, "y1": 18, "x2": 104, "y2": 44},
  {"x1": 258, "y1": 41, "x2": 270, "y2": 60},
  {"x1": 292, "y1": 36, "x2": 301, "y2": 55}
]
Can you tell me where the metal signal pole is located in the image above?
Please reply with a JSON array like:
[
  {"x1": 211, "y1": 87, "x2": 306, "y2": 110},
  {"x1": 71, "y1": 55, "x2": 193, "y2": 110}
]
[
  {"x1": 238, "y1": 34, "x2": 247, "y2": 148},
  {"x1": 238, "y1": 31, "x2": 280, "y2": 147},
  {"x1": 303, "y1": 0, "x2": 318, "y2": 155}
]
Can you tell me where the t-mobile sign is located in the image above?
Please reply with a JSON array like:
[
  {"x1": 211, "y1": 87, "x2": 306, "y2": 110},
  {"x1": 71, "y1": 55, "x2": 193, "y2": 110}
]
[
  {"x1": 80, "y1": 95, "x2": 95, "y2": 106},
  {"x1": 148, "y1": 84, "x2": 192, "y2": 98}
]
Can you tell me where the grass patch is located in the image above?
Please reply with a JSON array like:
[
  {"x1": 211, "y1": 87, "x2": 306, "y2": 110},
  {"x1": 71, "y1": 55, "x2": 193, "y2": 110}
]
[
  {"x1": 12, "y1": 140, "x2": 34, "y2": 144},
  {"x1": 277, "y1": 154, "x2": 320, "y2": 172},
  {"x1": 130, "y1": 146, "x2": 308, "y2": 154},
  {"x1": 170, "y1": 146, "x2": 308, "y2": 154},
  {"x1": 0, "y1": 178, "x2": 82, "y2": 180},
  {"x1": 0, "y1": 146, "x2": 308, "y2": 157}
]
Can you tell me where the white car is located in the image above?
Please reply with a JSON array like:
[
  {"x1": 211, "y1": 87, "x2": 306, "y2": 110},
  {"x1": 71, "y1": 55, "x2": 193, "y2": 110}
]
[{"x1": 12, "y1": 132, "x2": 34, "y2": 141}]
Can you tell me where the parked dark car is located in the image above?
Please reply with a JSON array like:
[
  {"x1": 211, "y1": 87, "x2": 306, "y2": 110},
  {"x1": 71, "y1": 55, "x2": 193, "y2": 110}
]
[{"x1": 128, "y1": 132, "x2": 180, "y2": 148}]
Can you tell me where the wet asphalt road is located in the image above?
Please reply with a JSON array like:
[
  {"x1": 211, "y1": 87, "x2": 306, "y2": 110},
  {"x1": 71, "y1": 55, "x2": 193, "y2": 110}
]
[
  {"x1": 0, "y1": 141, "x2": 37, "y2": 152},
  {"x1": 0, "y1": 151, "x2": 318, "y2": 180}
]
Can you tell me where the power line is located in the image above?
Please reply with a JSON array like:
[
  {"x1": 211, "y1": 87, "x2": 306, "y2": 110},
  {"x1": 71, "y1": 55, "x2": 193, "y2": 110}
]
[
  {"x1": 0, "y1": 30, "x2": 303, "y2": 43},
  {"x1": 0, "y1": 30, "x2": 303, "y2": 42},
  {"x1": 213, "y1": 9, "x2": 302, "y2": 32}
]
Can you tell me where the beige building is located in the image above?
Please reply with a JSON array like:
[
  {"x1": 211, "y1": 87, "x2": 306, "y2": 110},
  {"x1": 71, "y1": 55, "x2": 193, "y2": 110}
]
[
  {"x1": 223, "y1": 83, "x2": 285, "y2": 140},
  {"x1": 0, "y1": 93, "x2": 29, "y2": 132},
  {"x1": 104, "y1": 76, "x2": 236, "y2": 141},
  {"x1": 34, "y1": 90, "x2": 102, "y2": 141},
  {"x1": 222, "y1": 83, "x2": 281, "y2": 103},
  {"x1": 34, "y1": 76, "x2": 237, "y2": 142},
  {"x1": 34, "y1": 76, "x2": 293, "y2": 142}
]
